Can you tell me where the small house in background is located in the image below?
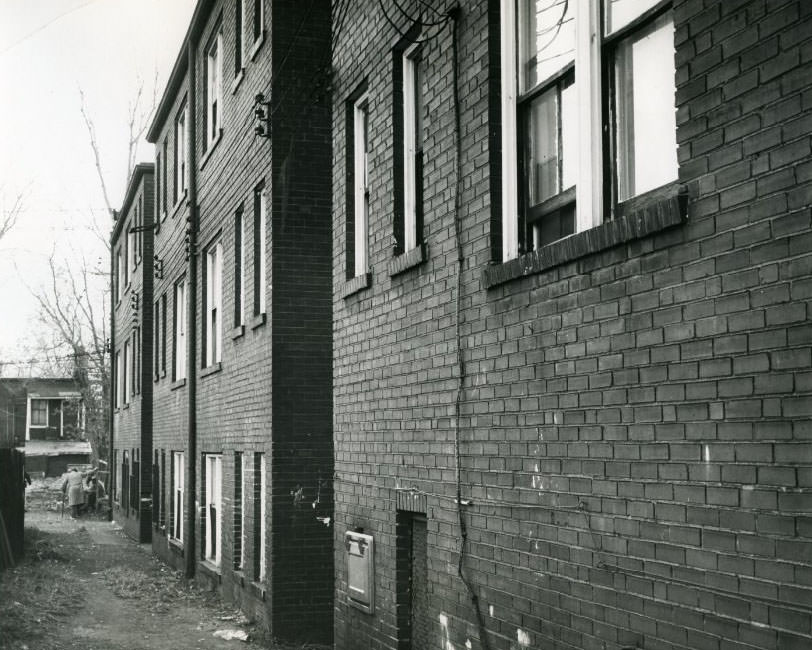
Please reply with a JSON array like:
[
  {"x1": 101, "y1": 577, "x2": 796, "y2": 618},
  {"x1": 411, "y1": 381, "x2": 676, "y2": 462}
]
[{"x1": 0, "y1": 378, "x2": 90, "y2": 476}]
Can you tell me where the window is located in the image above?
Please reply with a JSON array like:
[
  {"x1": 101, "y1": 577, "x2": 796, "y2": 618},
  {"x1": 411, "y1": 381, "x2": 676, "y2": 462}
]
[
  {"x1": 174, "y1": 278, "x2": 187, "y2": 381},
  {"x1": 253, "y1": 452, "x2": 265, "y2": 582},
  {"x1": 160, "y1": 450, "x2": 166, "y2": 529},
  {"x1": 160, "y1": 293, "x2": 168, "y2": 376},
  {"x1": 252, "y1": 183, "x2": 266, "y2": 316},
  {"x1": 121, "y1": 450, "x2": 129, "y2": 510},
  {"x1": 123, "y1": 233, "x2": 130, "y2": 287},
  {"x1": 206, "y1": 28, "x2": 223, "y2": 148},
  {"x1": 154, "y1": 299, "x2": 161, "y2": 379},
  {"x1": 155, "y1": 154, "x2": 162, "y2": 220},
  {"x1": 153, "y1": 451, "x2": 160, "y2": 528},
  {"x1": 123, "y1": 340, "x2": 131, "y2": 404},
  {"x1": 499, "y1": 0, "x2": 676, "y2": 260},
  {"x1": 30, "y1": 399, "x2": 48, "y2": 427},
  {"x1": 174, "y1": 102, "x2": 188, "y2": 203},
  {"x1": 396, "y1": 42, "x2": 423, "y2": 254},
  {"x1": 252, "y1": 0, "x2": 263, "y2": 43},
  {"x1": 115, "y1": 249, "x2": 122, "y2": 302},
  {"x1": 115, "y1": 351, "x2": 122, "y2": 408},
  {"x1": 234, "y1": 0, "x2": 243, "y2": 75},
  {"x1": 170, "y1": 451, "x2": 184, "y2": 543},
  {"x1": 234, "y1": 452, "x2": 244, "y2": 570},
  {"x1": 234, "y1": 207, "x2": 244, "y2": 327},
  {"x1": 204, "y1": 239, "x2": 223, "y2": 366},
  {"x1": 203, "y1": 454, "x2": 222, "y2": 567},
  {"x1": 347, "y1": 91, "x2": 369, "y2": 279},
  {"x1": 133, "y1": 329, "x2": 141, "y2": 395},
  {"x1": 162, "y1": 137, "x2": 168, "y2": 215}
]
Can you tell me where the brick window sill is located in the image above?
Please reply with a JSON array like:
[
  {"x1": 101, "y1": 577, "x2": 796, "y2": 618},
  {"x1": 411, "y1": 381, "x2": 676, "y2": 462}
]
[
  {"x1": 199, "y1": 129, "x2": 223, "y2": 171},
  {"x1": 250, "y1": 31, "x2": 265, "y2": 61},
  {"x1": 230, "y1": 324, "x2": 245, "y2": 340},
  {"x1": 201, "y1": 362, "x2": 222, "y2": 378},
  {"x1": 199, "y1": 560, "x2": 222, "y2": 583},
  {"x1": 250, "y1": 312, "x2": 266, "y2": 330},
  {"x1": 388, "y1": 243, "x2": 426, "y2": 277},
  {"x1": 170, "y1": 378, "x2": 186, "y2": 391},
  {"x1": 171, "y1": 191, "x2": 188, "y2": 219},
  {"x1": 248, "y1": 580, "x2": 266, "y2": 601},
  {"x1": 483, "y1": 186, "x2": 688, "y2": 289},
  {"x1": 342, "y1": 272, "x2": 372, "y2": 298},
  {"x1": 231, "y1": 68, "x2": 245, "y2": 95}
]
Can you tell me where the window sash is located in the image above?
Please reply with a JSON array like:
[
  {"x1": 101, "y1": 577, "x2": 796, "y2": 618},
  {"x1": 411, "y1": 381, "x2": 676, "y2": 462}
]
[
  {"x1": 402, "y1": 45, "x2": 422, "y2": 253},
  {"x1": 234, "y1": 209, "x2": 244, "y2": 327},
  {"x1": 123, "y1": 341, "x2": 130, "y2": 404},
  {"x1": 253, "y1": 186, "x2": 266, "y2": 315},
  {"x1": 234, "y1": 0, "x2": 243, "y2": 74},
  {"x1": 172, "y1": 451, "x2": 184, "y2": 541},
  {"x1": 30, "y1": 400, "x2": 48, "y2": 427},
  {"x1": 204, "y1": 454, "x2": 222, "y2": 565},
  {"x1": 175, "y1": 106, "x2": 187, "y2": 201},
  {"x1": 174, "y1": 280, "x2": 187, "y2": 380},
  {"x1": 253, "y1": 0, "x2": 263, "y2": 41},
  {"x1": 205, "y1": 242, "x2": 222, "y2": 365},
  {"x1": 207, "y1": 33, "x2": 223, "y2": 145},
  {"x1": 353, "y1": 95, "x2": 369, "y2": 276}
]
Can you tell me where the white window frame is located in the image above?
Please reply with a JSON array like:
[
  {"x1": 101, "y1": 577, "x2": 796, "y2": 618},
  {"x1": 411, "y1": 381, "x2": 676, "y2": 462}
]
[
  {"x1": 205, "y1": 240, "x2": 223, "y2": 366},
  {"x1": 240, "y1": 453, "x2": 248, "y2": 570},
  {"x1": 206, "y1": 29, "x2": 223, "y2": 148},
  {"x1": 253, "y1": 0, "x2": 264, "y2": 43},
  {"x1": 204, "y1": 453, "x2": 223, "y2": 567},
  {"x1": 402, "y1": 44, "x2": 421, "y2": 252},
  {"x1": 123, "y1": 340, "x2": 131, "y2": 405},
  {"x1": 253, "y1": 186, "x2": 267, "y2": 316},
  {"x1": 171, "y1": 451, "x2": 185, "y2": 544},
  {"x1": 500, "y1": 0, "x2": 675, "y2": 261},
  {"x1": 234, "y1": 0, "x2": 244, "y2": 74},
  {"x1": 174, "y1": 278, "x2": 187, "y2": 381},
  {"x1": 29, "y1": 398, "x2": 48, "y2": 428},
  {"x1": 175, "y1": 103, "x2": 188, "y2": 202},
  {"x1": 235, "y1": 208, "x2": 245, "y2": 327},
  {"x1": 115, "y1": 351, "x2": 122, "y2": 409},
  {"x1": 353, "y1": 93, "x2": 369, "y2": 277},
  {"x1": 259, "y1": 453, "x2": 266, "y2": 582}
]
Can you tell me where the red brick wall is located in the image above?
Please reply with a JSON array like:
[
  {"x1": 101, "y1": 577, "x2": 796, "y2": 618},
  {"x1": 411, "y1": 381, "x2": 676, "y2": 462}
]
[{"x1": 332, "y1": 1, "x2": 812, "y2": 649}]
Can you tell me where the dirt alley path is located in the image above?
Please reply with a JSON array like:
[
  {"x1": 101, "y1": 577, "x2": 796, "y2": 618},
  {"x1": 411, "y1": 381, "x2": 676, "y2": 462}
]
[{"x1": 0, "y1": 509, "x2": 301, "y2": 650}]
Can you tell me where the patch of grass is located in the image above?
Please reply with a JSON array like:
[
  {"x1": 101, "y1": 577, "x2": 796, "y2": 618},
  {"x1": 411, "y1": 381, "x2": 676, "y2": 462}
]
[{"x1": 0, "y1": 528, "x2": 82, "y2": 648}]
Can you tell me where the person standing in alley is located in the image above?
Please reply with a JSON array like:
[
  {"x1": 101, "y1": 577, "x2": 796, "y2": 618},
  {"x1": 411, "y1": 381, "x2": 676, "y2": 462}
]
[{"x1": 61, "y1": 467, "x2": 93, "y2": 518}]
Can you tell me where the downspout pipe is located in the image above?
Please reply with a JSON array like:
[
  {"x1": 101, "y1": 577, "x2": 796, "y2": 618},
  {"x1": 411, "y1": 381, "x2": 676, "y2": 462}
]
[
  {"x1": 184, "y1": 38, "x2": 198, "y2": 580},
  {"x1": 109, "y1": 210, "x2": 117, "y2": 522}
]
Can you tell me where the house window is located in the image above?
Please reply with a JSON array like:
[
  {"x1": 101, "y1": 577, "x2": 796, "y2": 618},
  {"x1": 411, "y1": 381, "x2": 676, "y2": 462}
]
[
  {"x1": 234, "y1": 452, "x2": 244, "y2": 570},
  {"x1": 347, "y1": 91, "x2": 369, "y2": 279},
  {"x1": 206, "y1": 28, "x2": 223, "y2": 148},
  {"x1": 252, "y1": 0, "x2": 263, "y2": 43},
  {"x1": 121, "y1": 450, "x2": 129, "y2": 510},
  {"x1": 204, "y1": 239, "x2": 223, "y2": 366},
  {"x1": 234, "y1": 207, "x2": 244, "y2": 327},
  {"x1": 162, "y1": 137, "x2": 169, "y2": 215},
  {"x1": 397, "y1": 42, "x2": 423, "y2": 254},
  {"x1": 30, "y1": 399, "x2": 48, "y2": 427},
  {"x1": 499, "y1": 0, "x2": 677, "y2": 259},
  {"x1": 252, "y1": 183, "x2": 266, "y2": 316},
  {"x1": 133, "y1": 329, "x2": 141, "y2": 396},
  {"x1": 174, "y1": 278, "x2": 187, "y2": 381},
  {"x1": 161, "y1": 293, "x2": 168, "y2": 375},
  {"x1": 170, "y1": 451, "x2": 184, "y2": 543},
  {"x1": 115, "y1": 351, "x2": 122, "y2": 408},
  {"x1": 123, "y1": 234, "x2": 130, "y2": 287},
  {"x1": 160, "y1": 449, "x2": 167, "y2": 529},
  {"x1": 156, "y1": 154, "x2": 162, "y2": 219},
  {"x1": 253, "y1": 451, "x2": 266, "y2": 582},
  {"x1": 234, "y1": 0, "x2": 243, "y2": 75},
  {"x1": 203, "y1": 453, "x2": 222, "y2": 566},
  {"x1": 174, "y1": 102, "x2": 188, "y2": 203},
  {"x1": 154, "y1": 299, "x2": 161, "y2": 379},
  {"x1": 123, "y1": 340, "x2": 131, "y2": 404},
  {"x1": 153, "y1": 450, "x2": 160, "y2": 528}
]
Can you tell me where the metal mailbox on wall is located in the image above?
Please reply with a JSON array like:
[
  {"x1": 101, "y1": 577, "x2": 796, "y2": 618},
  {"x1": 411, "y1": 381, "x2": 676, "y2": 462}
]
[{"x1": 345, "y1": 530, "x2": 374, "y2": 614}]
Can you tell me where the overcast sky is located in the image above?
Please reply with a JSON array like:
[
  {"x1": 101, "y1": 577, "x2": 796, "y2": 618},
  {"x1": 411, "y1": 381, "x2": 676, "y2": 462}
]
[{"x1": 0, "y1": 0, "x2": 195, "y2": 372}]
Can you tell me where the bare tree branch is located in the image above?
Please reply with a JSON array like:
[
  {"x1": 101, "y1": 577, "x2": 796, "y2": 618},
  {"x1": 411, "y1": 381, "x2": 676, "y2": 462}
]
[
  {"x1": 0, "y1": 190, "x2": 24, "y2": 241},
  {"x1": 79, "y1": 87, "x2": 115, "y2": 215}
]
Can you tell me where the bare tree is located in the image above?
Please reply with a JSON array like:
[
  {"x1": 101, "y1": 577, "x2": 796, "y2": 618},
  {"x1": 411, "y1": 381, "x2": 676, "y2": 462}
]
[
  {"x1": 0, "y1": 189, "x2": 24, "y2": 242},
  {"x1": 25, "y1": 78, "x2": 158, "y2": 462}
]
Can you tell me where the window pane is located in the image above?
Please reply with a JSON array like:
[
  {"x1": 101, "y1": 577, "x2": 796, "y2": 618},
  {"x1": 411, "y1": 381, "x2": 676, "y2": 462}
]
[
  {"x1": 560, "y1": 78, "x2": 577, "y2": 191},
  {"x1": 518, "y1": 0, "x2": 575, "y2": 93},
  {"x1": 614, "y1": 13, "x2": 676, "y2": 201},
  {"x1": 526, "y1": 88, "x2": 558, "y2": 206},
  {"x1": 604, "y1": 0, "x2": 663, "y2": 36}
]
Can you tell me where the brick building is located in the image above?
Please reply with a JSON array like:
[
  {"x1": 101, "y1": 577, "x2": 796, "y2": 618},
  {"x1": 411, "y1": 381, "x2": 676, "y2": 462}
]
[
  {"x1": 331, "y1": 2, "x2": 812, "y2": 650},
  {"x1": 129, "y1": 0, "x2": 334, "y2": 643},
  {"x1": 111, "y1": 162, "x2": 154, "y2": 542}
]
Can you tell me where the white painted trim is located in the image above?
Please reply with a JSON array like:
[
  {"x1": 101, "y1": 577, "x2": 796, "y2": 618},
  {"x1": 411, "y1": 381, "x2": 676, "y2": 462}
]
[
  {"x1": 353, "y1": 93, "x2": 369, "y2": 276},
  {"x1": 403, "y1": 43, "x2": 420, "y2": 252},
  {"x1": 500, "y1": 0, "x2": 519, "y2": 261},
  {"x1": 575, "y1": 0, "x2": 603, "y2": 232},
  {"x1": 59, "y1": 400, "x2": 63, "y2": 438}
]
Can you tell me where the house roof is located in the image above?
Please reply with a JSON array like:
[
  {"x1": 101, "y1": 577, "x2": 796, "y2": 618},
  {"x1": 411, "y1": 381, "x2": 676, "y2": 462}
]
[
  {"x1": 18, "y1": 440, "x2": 92, "y2": 457},
  {"x1": 0, "y1": 378, "x2": 83, "y2": 400},
  {"x1": 111, "y1": 162, "x2": 155, "y2": 243}
]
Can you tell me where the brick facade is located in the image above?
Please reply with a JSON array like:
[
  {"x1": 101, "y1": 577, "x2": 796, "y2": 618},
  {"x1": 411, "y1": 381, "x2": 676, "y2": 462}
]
[
  {"x1": 332, "y1": 2, "x2": 812, "y2": 650},
  {"x1": 135, "y1": 0, "x2": 333, "y2": 643},
  {"x1": 111, "y1": 163, "x2": 154, "y2": 544}
]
